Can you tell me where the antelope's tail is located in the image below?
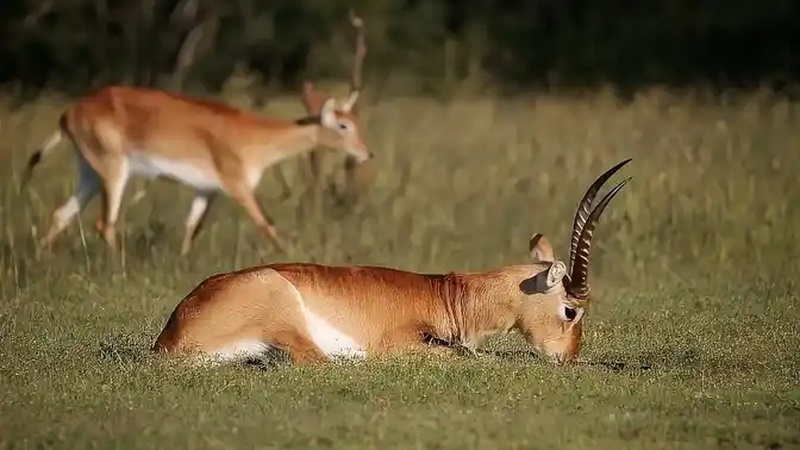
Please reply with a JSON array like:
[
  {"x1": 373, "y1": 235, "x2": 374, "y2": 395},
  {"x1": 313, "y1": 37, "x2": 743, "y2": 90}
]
[{"x1": 20, "y1": 114, "x2": 69, "y2": 191}]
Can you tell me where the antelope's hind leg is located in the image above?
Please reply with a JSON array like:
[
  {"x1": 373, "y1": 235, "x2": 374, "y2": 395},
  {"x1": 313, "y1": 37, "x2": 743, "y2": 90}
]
[
  {"x1": 40, "y1": 151, "x2": 102, "y2": 248},
  {"x1": 208, "y1": 333, "x2": 327, "y2": 367},
  {"x1": 96, "y1": 155, "x2": 130, "y2": 250},
  {"x1": 200, "y1": 269, "x2": 331, "y2": 366},
  {"x1": 272, "y1": 331, "x2": 329, "y2": 365}
]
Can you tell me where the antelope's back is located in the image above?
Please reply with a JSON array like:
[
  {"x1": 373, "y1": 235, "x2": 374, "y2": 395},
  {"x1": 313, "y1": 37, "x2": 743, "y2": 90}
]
[
  {"x1": 270, "y1": 263, "x2": 450, "y2": 347},
  {"x1": 67, "y1": 86, "x2": 292, "y2": 145}
]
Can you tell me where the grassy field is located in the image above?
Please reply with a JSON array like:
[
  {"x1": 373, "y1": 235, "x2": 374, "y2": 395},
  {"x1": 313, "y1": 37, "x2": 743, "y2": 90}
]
[{"x1": 0, "y1": 86, "x2": 799, "y2": 449}]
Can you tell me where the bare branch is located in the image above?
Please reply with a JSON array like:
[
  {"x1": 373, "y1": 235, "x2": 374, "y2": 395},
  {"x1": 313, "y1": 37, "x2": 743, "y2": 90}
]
[
  {"x1": 169, "y1": 0, "x2": 200, "y2": 27},
  {"x1": 141, "y1": 0, "x2": 156, "y2": 25},
  {"x1": 348, "y1": 9, "x2": 367, "y2": 92},
  {"x1": 166, "y1": 0, "x2": 203, "y2": 90},
  {"x1": 92, "y1": 0, "x2": 108, "y2": 25},
  {"x1": 21, "y1": 0, "x2": 54, "y2": 29},
  {"x1": 170, "y1": 23, "x2": 205, "y2": 90}
]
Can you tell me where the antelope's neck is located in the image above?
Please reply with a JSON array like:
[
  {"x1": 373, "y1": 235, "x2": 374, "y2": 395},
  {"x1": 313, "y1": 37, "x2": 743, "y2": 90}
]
[
  {"x1": 247, "y1": 121, "x2": 320, "y2": 167},
  {"x1": 431, "y1": 272, "x2": 516, "y2": 350}
]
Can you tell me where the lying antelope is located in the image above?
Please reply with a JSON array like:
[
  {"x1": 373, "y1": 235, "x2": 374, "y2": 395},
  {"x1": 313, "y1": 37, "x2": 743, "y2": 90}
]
[
  {"x1": 20, "y1": 83, "x2": 370, "y2": 255},
  {"x1": 152, "y1": 159, "x2": 632, "y2": 365}
]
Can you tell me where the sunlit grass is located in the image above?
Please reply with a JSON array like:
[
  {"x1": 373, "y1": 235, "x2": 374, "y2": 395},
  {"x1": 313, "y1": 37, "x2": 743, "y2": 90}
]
[{"x1": 0, "y1": 86, "x2": 798, "y2": 449}]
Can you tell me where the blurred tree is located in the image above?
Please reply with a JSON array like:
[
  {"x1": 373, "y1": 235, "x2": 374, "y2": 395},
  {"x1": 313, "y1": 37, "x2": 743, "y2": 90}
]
[{"x1": 0, "y1": 0, "x2": 798, "y2": 96}]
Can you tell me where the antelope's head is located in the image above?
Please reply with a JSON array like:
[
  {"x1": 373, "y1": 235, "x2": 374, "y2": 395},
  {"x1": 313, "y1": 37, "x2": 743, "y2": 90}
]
[
  {"x1": 514, "y1": 159, "x2": 631, "y2": 364},
  {"x1": 309, "y1": 90, "x2": 372, "y2": 164}
]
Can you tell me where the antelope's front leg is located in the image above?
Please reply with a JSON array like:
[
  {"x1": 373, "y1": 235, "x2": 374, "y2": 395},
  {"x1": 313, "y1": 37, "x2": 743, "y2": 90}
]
[
  {"x1": 372, "y1": 328, "x2": 461, "y2": 359},
  {"x1": 181, "y1": 193, "x2": 216, "y2": 255},
  {"x1": 225, "y1": 182, "x2": 288, "y2": 254}
]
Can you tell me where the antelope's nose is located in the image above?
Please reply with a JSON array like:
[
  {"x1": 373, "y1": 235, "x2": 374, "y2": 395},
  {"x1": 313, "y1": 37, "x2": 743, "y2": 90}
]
[{"x1": 358, "y1": 149, "x2": 374, "y2": 163}]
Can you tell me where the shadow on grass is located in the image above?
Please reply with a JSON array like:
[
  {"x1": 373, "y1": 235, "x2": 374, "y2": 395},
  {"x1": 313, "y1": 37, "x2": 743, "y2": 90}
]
[
  {"x1": 97, "y1": 332, "x2": 658, "y2": 375},
  {"x1": 98, "y1": 332, "x2": 296, "y2": 370},
  {"x1": 477, "y1": 348, "x2": 654, "y2": 373}
]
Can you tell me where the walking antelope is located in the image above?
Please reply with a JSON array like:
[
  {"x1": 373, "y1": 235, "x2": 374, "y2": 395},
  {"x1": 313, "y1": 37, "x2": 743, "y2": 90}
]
[
  {"x1": 20, "y1": 83, "x2": 369, "y2": 255},
  {"x1": 152, "y1": 159, "x2": 632, "y2": 365},
  {"x1": 20, "y1": 14, "x2": 370, "y2": 256}
]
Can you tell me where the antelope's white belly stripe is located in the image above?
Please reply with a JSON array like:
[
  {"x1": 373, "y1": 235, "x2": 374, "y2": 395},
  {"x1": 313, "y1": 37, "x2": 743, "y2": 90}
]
[
  {"x1": 198, "y1": 269, "x2": 366, "y2": 365},
  {"x1": 299, "y1": 304, "x2": 366, "y2": 359},
  {"x1": 210, "y1": 340, "x2": 273, "y2": 362},
  {"x1": 128, "y1": 152, "x2": 221, "y2": 192},
  {"x1": 269, "y1": 270, "x2": 366, "y2": 359}
]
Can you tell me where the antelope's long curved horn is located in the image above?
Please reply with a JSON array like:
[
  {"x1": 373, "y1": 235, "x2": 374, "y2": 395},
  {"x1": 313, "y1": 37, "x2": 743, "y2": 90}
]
[
  {"x1": 568, "y1": 176, "x2": 631, "y2": 300},
  {"x1": 568, "y1": 158, "x2": 632, "y2": 275}
]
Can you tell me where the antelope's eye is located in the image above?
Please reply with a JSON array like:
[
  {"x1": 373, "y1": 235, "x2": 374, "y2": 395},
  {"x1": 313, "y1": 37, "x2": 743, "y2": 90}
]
[
  {"x1": 338, "y1": 122, "x2": 350, "y2": 131},
  {"x1": 562, "y1": 305, "x2": 577, "y2": 321}
]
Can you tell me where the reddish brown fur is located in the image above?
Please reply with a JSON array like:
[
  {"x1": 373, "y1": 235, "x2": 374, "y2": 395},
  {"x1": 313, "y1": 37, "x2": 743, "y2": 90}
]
[
  {"x1": 153, "y1": 235, "x2": 585, "y2": 365},
  {"x1": 24, "y1": 11, "x2": 372, "y2": 254},
  {"x1": 63, "y1": 86, "x2": 367, "y2": 165},
  {"x1": 23, "y1": 84, "x2": 370, "y2": 255}
]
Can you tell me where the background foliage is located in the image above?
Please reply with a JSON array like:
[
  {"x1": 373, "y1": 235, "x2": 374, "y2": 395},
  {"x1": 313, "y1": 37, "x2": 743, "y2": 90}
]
[{"x1": 2, "y1": 0, "x2": 800, "y2": 98}]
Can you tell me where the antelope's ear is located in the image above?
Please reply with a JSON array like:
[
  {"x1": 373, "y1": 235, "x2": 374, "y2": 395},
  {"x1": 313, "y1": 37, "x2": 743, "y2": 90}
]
[
  {"x1": 301, "y1": 81, "x2": 329, "y2": 115},
  {"x1": 519, "y1": 261, "x2": 566, "y2": 295},
  {"x1": 529, "y1": 233, "x2": 555, "y2": 263},
  {"x1": 320, "y1": 98, "x2": 338, "y2": 128},
  {"x1": 546, "y1": 260, "x2": 567, "y2": 287}
]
